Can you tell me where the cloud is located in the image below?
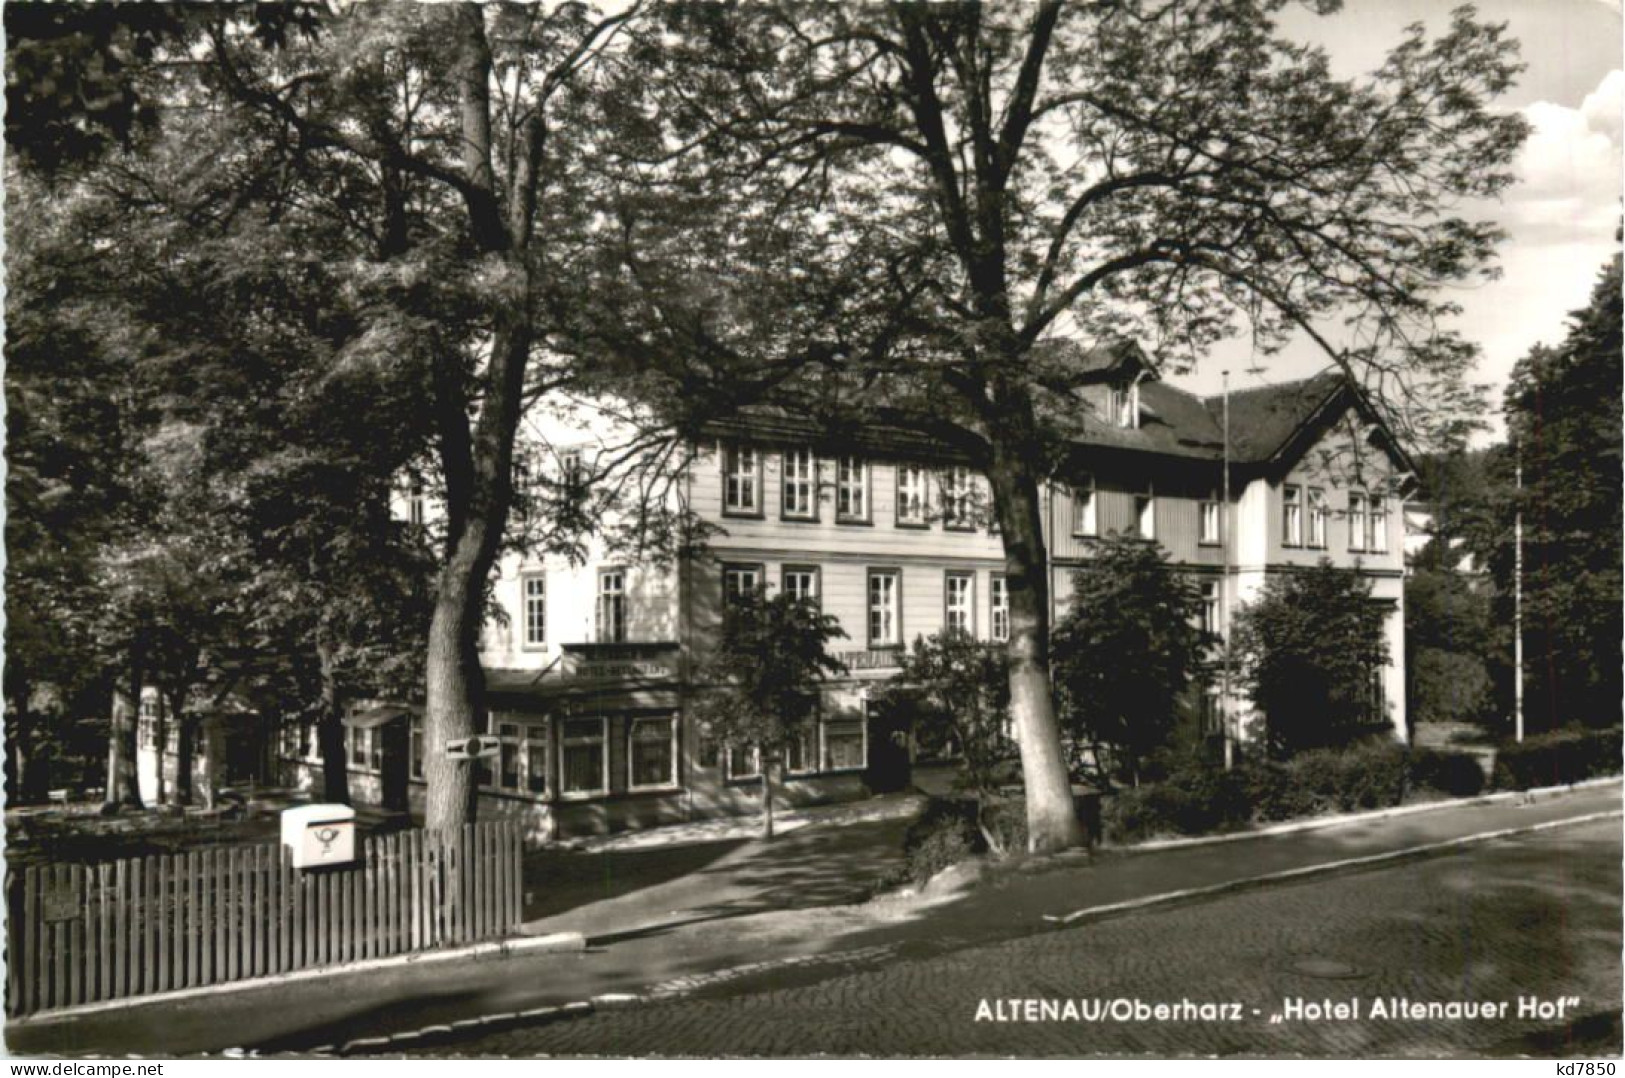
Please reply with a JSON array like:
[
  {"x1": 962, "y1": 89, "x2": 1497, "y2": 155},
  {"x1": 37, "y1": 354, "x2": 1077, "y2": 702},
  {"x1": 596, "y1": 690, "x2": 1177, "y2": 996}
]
[{"x1": 1499, "y1": 69, "x2": 1622, "y2": 245}]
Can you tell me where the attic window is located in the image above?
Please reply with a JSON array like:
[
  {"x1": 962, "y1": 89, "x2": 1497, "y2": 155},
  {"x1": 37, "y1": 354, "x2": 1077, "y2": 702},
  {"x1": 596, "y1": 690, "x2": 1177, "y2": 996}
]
[{"x1": 1108, "y1": 383, "x2": 1140, "y2": 429}]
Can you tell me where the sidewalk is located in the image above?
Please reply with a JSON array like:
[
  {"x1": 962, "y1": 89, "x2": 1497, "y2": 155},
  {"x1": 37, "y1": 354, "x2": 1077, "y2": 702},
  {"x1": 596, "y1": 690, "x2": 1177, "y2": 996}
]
[{"x1": 6, "y1": 780, "x2": 1619, "y2": 1057}]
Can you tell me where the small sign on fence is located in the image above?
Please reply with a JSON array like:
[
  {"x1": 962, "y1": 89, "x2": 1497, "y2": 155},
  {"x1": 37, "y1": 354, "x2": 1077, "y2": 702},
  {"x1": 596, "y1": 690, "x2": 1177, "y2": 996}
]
[{"x1": 40, "y1": 888, "x2": 79, "y2": 924}]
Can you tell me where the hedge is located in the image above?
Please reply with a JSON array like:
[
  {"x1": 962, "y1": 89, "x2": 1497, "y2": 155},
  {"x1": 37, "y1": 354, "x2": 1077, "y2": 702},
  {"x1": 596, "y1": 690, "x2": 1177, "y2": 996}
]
[
  {"x1": 1102, "y1": 740, "x2": 1493, "y2": 844},
  {"x1": 1492, "y1": 727, "x2": 1622, "y2": 791}
]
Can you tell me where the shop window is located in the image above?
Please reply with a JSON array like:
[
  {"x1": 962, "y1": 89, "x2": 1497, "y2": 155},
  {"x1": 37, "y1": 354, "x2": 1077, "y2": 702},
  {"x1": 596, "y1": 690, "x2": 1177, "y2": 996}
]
[
  {"x1": 629, "y1": 716, "x2": 677, "y2": 790},
  {"x1": 560, "y1": 717, "x2": 607, "y2": 797}
]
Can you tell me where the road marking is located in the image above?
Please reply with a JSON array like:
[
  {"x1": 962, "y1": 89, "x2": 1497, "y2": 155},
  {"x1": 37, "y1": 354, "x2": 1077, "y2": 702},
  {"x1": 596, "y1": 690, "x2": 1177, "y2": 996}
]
[{"x1": 1043, "y1": 809, "x2": 1623, "y2": 926}]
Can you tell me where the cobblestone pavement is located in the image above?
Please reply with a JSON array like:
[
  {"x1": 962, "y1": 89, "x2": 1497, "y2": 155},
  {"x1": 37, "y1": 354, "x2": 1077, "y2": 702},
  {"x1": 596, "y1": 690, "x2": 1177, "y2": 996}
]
[{"x1": 437, "y1": 818, "x2": 1622, "y2": 1058}]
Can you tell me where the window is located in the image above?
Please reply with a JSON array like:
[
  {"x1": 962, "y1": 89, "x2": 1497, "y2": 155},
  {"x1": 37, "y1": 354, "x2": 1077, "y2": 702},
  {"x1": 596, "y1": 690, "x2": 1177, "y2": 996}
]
[
  {"x1": 522, "y1": 574, "x2": 546, "y2": 648},
  {"x1": 497, "y1": 721, "x2": 521, "y2": 791},
  {"x1": 723, "y1": 445, "x2": 760, "y2": 514},
  {"x1": 1199, "y1": 687, "x2": 1224, "y2": 738},
  {"x1": 1109, "y1": 383, "x2": 1139, "y2": 429},
  {"x1": 782, "y1": 448, "x2": 816, "y2": 519},
  {"x1": 726, "y1": 743, "x2": 760, "y2": 780},
  {"x1": 597, "y1": 570, "x2": 627, "y2": 643},
  {"x1": 782, "y1": 565, "x2": 820, "y2": 606},
  {"x1": 560, "y1": 449, "x2": 585, "y2": 494},
  {"x1": 868, "y1": 569, "x2": 901, "y2": 646},
  {"x1": 348, "y1": 727, "x2": 366, "y2": 768},
  {"x1": 408, "y1": 482, "x2": 425, "y2": 528},
  {"x1": 1370, "y1": 495, "x2": 1389, "y2": 553},
  {"x1": 785, "y1": 723, "x2": 818, "y2": 776},
  {"x1": 525, "y1": 726, "x2": 548, "y2": 795},
  {"x1": 1282, "y1": 484, "x2": 1303, "y2": 547},
  {"x1": 990, "y1": 575, "x2": 1010, "y2": 643},
  {"x1": 512, "y1": 451, "x2": 535, "y2": 522},
  {"x1": 410, "y1": 718, "x2": 424, "y2": 780},
  {"x1": 837, "y1": 456, "x2": 869, "y2": 522},
  {"x1": 1308, "y1": 488, "x2": 1328, "y2": 549},
  {"x1": 370, "y1": 729, "x2": 383, "y2": 772},
  {"x1": 559, "y1": 718, "x2": 607, "y2": 796},
  {"x1": 896, "y1": 464, "x2": 929, "y2": 526},
  {"x1": 945, "y1": 572, "x2": 975, "y2": 636},
  {"x1": 1201, "y1": 580, "x2": 1221, "y2": 636},
  {"x1": 1073, "y1": 477, "x2": 1097, "y2": 537},
  {"x1": 824, "y1": 716, "x2": 866, "y2": 771},
  {"x1": 1133, "y1": 489, "x2": 1156, "y2": 540},
  {"x1": 629, "y1": 716, "x2": 677, "y2": 789},
  {"x1": 1199, "y1": 498, "x2": 1221, "y2": 546},
  {"x1": 723, "y1": 563, "x2": 763, "y2": 604},
  {"x1": 1348, "y1": 492, "x2": 1368, "y2": 552},
  {"x1": 941, "y1": 466, "x2": 975, "y2": 529}
]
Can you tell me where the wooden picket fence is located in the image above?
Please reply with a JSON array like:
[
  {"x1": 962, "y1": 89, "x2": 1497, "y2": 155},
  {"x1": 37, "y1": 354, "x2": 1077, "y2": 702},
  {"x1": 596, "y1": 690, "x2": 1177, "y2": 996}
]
[{"x1": 6, "y1": 821, "x2": 524, "y2": 1018}]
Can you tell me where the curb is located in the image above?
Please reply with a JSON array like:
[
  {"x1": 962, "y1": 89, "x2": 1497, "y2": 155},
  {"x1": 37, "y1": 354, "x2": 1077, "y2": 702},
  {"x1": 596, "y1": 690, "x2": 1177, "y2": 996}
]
[
  {"x1": 1045, "y1": 806, "x2": 1623, "y2": 926},
  {"x1": 5, "y1": 932, "x2": 587, "y2": 1032},
  {"x1": 1109, "y1": 775, "x2": 1622, "y2": 855}
]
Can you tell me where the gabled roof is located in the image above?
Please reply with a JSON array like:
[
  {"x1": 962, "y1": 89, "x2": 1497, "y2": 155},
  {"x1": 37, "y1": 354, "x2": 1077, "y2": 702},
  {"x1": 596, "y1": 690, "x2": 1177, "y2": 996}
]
[{"x1": 701, "y1": 357, "x2": 1409, "y2": 475}]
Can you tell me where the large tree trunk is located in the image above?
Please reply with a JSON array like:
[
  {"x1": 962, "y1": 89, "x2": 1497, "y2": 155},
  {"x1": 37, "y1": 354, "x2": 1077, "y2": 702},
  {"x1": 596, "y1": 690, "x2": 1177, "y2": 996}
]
[
  {"x1": 315, "y1": 635, "x2": 351, "y2": 805},
  {"x1": 986, "y1": 405, "x2": 1084, "y2": 853},
  {"x1": 105, "y1": 642, "x2": 146, "y2": 809},
  {"x1": 422, "y1": 539, "x2": 491, "y2": 831}
]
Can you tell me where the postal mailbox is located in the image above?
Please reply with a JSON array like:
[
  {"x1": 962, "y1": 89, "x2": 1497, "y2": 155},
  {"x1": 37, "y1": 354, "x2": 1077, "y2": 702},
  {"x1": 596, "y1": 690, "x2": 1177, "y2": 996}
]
[{"x1": 281, "y1": 803, "x2": 357, "y2": 869}]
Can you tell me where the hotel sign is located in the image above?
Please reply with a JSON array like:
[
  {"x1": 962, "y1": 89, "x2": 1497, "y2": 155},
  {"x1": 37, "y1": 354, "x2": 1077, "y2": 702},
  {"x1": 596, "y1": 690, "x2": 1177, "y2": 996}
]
[
  {"x1": 836, "y1": 649, "x2": 903, "y2": 671},
  {"x1": 574, "y1": 660, "x2": 672, "y2": 681}
]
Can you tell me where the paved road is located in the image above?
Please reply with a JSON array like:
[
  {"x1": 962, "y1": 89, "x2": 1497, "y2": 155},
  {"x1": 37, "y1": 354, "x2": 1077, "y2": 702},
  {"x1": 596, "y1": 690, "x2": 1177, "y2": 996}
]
[{"x1": 439, "y1": 817, "x2": 1623, "y2": 1057}]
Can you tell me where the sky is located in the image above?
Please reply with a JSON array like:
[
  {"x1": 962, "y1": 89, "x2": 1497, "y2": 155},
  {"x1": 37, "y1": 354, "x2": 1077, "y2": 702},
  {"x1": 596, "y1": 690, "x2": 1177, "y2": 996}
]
[{"x1": 1165, "y1": 0, "x2": 1624, "y2": 444}]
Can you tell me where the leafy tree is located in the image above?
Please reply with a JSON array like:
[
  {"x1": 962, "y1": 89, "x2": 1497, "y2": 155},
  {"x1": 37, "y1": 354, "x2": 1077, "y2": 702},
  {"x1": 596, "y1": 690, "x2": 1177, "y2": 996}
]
[
  {"x1": 691, "y1": 591, "x2": 848, "y2": 839},
  {"x1": 1405, "y1": 563, "x2": 1498, "y2": 731},
  {"x1": 616, "y1": 0, "x2": 1527, "y2": 849},
  {"x1": 1052, "y1": 536, "x2": 1211, "y2": 786},
  {"x1": 1233, "y1": 560, "x2": 1391, "y2": 755},
  {"x1": 879, "y1": 630, "x2": 1013, "y2": 798},
  {"x1": 1484, "y1": 255, "x2": 1623, "y2": 732}
]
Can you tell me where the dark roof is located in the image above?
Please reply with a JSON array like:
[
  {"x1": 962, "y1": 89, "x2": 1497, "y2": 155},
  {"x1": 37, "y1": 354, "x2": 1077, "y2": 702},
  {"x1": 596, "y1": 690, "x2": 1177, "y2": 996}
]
[
  {"x1": 1200, "y1": 369, "x2": 1348, "y2": 465},
  {"x1": 704, "y1": 361, "x2": 1396, "y2": 472}
]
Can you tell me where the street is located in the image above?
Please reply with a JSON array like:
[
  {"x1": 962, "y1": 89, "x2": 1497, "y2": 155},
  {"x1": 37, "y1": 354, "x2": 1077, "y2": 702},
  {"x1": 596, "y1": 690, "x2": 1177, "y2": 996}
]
[{"x1": 431, "y1": 817, "x2": 1622, "y2": 1057}]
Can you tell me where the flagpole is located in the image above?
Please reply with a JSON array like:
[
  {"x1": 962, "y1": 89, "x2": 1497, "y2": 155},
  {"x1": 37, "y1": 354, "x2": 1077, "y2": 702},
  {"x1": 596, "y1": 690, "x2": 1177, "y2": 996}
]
[{"x1": 1222, "y1": 369, "x2": 1233, "y2": 771}]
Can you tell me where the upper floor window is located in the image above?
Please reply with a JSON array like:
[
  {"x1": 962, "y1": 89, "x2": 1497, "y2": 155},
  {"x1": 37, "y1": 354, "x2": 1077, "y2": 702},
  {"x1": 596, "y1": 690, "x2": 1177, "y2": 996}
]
[
  {"x1": 1199, "y1": 497, "x2": 1221, "y2": 546},
  {"x1": 941, "y1": 466, "x2": 975, "y2": 530},
  {"x1": 837, "y1": 456, "x2": 869, "y2": 522},
  {"x1": 1108, "y1": 383, "x2": 1140, "y2": 429},
  {"x1": 1282, "y1": 484, "x2": 1303, "y2": 548},
  {"x1": 597, "y1": 570, "x2": 627, "y2": 643},
  {"x1": 782, "y1": 565, "x2": 820, "y2": 606},
  {"x1": 944, "y1": 572, "x2": 975, "y2": 636},
  {"x1": 560, "y1": 449, "x2": 585, "y2": 494},
  {"x1": 1307, "y1": 487, "x2": 1328, "y2": 549},
  {"x1": 868, "y1": 569, "x2": 901, "y2": 647},
  {"x1": 1073, "y1": 476, "x2": 1097, "y2": 537},
  {"x1": 990, "y1": 575, "x2": 1010, "y2": 643},
  {"x1": 1133, "y1": 487, "x2": 1156, "y2": 540},
  {"x1": 723, "y1": 445, "x2": 760, "y2": 515},
  {"x1": 1348, "y1": 492, "x2": 1368, "y2": 553},
  {"x1": 512, "y1": 452, "x2": 534, "y2": 522},
  {"x1": 896, "y1": 464, "x2": 929, "y2": 526},
  {"x1": 408, "y1": 481, "x2": 425, "y2": 528},
  {"x1": 522, "y1": 574, "x2": 546, "y2": 648},
  {"x1": 782, "y1": 448, "x2": 816, "y2": 519},
  {"x1": 1369, "y1": 494, "x2": 1389, "y2": 553}
]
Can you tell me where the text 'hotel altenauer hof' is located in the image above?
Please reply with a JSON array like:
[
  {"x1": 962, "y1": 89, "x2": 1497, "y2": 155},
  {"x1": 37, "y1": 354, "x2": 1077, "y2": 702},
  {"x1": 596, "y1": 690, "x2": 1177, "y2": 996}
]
[{"x1": 278, "y1": 343, "x2": 1414, "y2": 841}]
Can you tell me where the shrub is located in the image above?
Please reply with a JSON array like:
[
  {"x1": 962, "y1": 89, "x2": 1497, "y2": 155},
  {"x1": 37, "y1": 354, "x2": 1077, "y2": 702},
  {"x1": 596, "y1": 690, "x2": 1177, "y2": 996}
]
[
  {"x1": 897, "y1": 799, "x2": 980, "y2": 885},
  {"x1": 1492, "y1": 727, "x2": 1623, "y2": 790},
  {"x1": 1407, "y1": 747, "x2": 1487, "y2": 797},
  {"x1": 1101, "y1": 762, "x2": 1249, "y2": 844}
]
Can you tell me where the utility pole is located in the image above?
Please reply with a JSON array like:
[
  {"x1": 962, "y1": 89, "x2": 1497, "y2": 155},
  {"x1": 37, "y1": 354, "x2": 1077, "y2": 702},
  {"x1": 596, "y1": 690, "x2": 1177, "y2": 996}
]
[
  {"x1": 1221, "y1": 370, "x2": 1233, "y2": 770},
  {"x1": 1514, "y1": 443, "x2": 1524, "y2": 743}
]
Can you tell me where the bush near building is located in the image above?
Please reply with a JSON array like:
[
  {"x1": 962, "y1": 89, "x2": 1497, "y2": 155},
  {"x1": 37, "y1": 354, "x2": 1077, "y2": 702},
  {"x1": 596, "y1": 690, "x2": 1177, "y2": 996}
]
[{"x1": 1492, "y1": 727, "x2": 1623, "y2": 790}]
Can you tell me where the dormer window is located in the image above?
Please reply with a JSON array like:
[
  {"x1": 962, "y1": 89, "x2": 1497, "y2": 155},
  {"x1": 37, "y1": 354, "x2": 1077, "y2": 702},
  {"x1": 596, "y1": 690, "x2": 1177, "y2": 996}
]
[{"x1": 1108, "y1": 382, "x2": 1140, "y2": 429}]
